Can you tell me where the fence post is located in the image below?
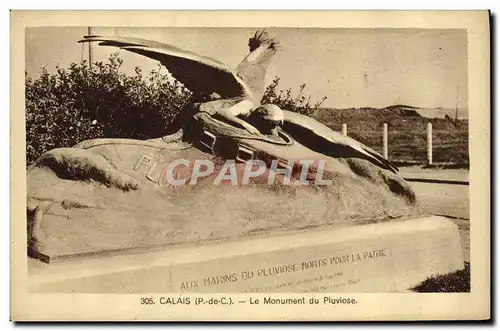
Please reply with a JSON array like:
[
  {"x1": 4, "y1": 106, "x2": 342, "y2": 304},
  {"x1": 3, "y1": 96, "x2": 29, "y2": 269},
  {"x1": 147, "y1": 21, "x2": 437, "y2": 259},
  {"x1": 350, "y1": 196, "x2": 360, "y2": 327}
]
[
  {"x1": 341, "y1": 123, "x2": 347, "y2": 136},
  {"x1": 88, "y1": 27, "x2": 94, "y2": 68},
  {"x1": 427, "y1": 122, "x2": 433, "y2": 165},
  {"x1": 383, "y1": 123, "x2": 388, "y2": 159}
]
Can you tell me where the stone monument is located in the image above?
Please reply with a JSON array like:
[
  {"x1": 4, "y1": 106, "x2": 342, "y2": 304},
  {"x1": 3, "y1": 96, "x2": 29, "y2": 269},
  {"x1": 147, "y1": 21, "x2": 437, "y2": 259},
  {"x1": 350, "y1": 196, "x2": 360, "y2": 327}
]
[{"x1": 27, "y1": 30, "x2": 464, "y2": 292}]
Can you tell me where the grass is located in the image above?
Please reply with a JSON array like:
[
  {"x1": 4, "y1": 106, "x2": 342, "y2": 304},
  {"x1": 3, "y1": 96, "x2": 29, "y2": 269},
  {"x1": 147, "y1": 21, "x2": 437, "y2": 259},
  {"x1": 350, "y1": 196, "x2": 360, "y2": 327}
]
[
  {"x1": 411, "y1": 262, "x2": 470, "y2": 292},
  {"x1": 312, "y1": 106, "x2": 469, "y2": 166}
]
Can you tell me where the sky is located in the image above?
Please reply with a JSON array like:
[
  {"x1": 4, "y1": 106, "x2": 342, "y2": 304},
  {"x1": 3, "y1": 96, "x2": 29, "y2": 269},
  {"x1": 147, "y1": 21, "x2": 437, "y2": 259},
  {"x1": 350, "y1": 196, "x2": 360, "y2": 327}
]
[{"x1": 25, "y1": 27, "x2": 468, "y2": 110}]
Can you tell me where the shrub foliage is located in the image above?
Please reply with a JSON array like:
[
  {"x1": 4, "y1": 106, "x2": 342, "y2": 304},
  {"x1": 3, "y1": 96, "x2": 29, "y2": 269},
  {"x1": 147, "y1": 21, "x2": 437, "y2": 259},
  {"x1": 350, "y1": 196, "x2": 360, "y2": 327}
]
[{"x1": 26, "y1": 54, "x2": 193, "y2": 164}]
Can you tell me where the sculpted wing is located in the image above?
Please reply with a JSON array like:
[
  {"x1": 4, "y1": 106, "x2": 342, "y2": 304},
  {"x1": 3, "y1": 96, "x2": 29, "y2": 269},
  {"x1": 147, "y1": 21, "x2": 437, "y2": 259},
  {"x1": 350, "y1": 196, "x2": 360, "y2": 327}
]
[
  {"x1": 235, "y1": 29, "x2": 280, "y2": 102},
  {"x1": 79, "y1": 35, "x2": 254, "y2": 100},
  {"x1": 282, "y1": 110, "x2": 399, "y2": 173}
]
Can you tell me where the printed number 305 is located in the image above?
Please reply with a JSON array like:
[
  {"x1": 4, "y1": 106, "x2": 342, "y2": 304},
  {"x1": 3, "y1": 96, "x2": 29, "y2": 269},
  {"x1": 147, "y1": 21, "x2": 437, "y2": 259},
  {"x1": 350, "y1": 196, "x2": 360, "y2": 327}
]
[{"x1": 141, "y1": 297, "x2": 155, "y2": 305}]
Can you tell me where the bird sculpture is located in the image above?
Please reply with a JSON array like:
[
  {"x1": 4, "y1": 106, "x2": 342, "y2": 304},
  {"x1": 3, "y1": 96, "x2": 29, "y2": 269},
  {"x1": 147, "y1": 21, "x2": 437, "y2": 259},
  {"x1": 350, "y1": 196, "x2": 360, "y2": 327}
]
[{"x1": 80, "y1": 29, "x2": 398, "y2": 173}]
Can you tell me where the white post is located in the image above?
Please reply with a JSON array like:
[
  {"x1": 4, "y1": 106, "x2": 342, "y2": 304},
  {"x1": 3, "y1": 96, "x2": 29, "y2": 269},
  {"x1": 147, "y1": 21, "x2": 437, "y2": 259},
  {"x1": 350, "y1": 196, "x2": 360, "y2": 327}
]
[
  {"x1": 383, "y1": 123, "x2": 388, "y2": 159},
  {"x1": 427, "y1": 122, "x2": 433, "y2": 165},
  {"x1": 88, "y1": 27, "x2": 94, "y2": 68},
  {"x1": 341, "y1": 123, "x2": 347, "y2": 136}
]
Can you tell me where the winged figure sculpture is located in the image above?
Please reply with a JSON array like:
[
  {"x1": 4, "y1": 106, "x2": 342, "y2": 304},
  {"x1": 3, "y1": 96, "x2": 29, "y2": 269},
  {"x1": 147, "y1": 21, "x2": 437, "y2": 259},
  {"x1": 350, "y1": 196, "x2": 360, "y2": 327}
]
[
  {"x1": 27, "y1": 30, "x2": 417, "y2": 261},
  {"x1": 79, "y1": 30, "x2": 399, "y2": 174}
]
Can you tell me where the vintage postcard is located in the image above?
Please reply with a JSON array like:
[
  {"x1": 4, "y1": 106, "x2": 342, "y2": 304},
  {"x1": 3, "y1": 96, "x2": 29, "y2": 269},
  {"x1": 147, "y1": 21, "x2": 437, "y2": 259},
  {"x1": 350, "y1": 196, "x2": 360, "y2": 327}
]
[{"x1": 11, "y1": 10, "x2": 490, "y2": 321}]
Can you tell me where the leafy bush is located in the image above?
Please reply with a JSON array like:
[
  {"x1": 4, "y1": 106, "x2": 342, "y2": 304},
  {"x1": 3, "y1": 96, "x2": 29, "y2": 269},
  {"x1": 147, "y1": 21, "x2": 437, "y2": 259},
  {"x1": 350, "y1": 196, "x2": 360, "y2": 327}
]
[
  {"x1": 261, "y1": 77, "x2": 327, "y2": 117},
  {"x1": 25, "y1": 55, "x2": 324, "y2": 165},
  {"x1": 26, "y1": 53, "x2": 192, "y2": 164}
]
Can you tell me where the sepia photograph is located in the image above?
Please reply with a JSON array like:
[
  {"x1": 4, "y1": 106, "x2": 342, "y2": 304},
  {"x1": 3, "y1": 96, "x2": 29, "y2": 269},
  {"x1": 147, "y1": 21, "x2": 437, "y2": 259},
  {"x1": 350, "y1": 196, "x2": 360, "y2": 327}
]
[{"x1": 11, "y1": 10, "x2": 490, "y2": 321}]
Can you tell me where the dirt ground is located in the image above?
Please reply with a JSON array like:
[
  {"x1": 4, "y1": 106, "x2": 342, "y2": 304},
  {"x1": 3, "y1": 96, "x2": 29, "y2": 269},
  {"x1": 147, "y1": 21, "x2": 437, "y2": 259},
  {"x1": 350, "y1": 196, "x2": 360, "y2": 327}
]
[{"x1": 400, "y1": 167, "x2": 470, "y2": 262}]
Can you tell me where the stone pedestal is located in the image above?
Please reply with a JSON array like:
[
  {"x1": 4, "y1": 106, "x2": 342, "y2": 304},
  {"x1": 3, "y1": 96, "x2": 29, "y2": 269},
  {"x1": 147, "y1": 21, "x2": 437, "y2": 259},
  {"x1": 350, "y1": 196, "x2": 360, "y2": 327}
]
[{"x1": 29, "y1": 215, "x2": 464, "y2": 293}]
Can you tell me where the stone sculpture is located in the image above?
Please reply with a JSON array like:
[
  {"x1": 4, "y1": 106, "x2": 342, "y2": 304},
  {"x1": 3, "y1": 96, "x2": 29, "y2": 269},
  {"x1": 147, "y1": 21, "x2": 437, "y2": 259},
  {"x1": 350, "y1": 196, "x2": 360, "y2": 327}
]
[{"x1": 27, "y1": 30, "x2": 418, "y2": 261}]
